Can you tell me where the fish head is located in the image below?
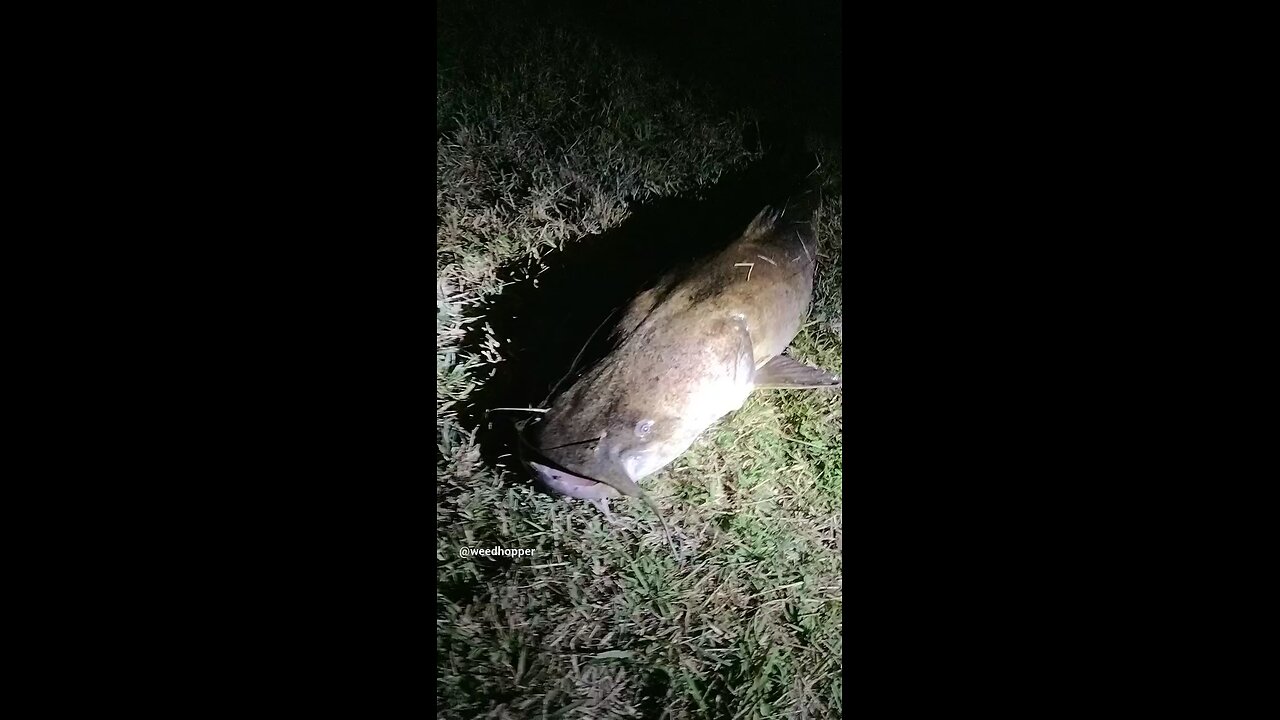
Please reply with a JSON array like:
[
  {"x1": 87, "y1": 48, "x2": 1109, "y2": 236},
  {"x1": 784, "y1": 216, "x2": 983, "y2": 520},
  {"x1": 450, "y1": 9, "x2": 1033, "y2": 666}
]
[
  {"x1": 524, "y1": 400, "x2": 691, "y2": 497},
  {"x1": 525, "y1": 310, "x2": 757, "y2": 498},
  {"x1": 595, "y1": 412, "x2": 689, "y2": 483}
]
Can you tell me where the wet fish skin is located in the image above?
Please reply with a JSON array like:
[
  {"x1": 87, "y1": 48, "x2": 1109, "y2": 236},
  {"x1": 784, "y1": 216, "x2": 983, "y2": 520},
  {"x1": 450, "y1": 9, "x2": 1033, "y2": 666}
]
[{"x1": 526, "y1": 187, "x2": 837, "y2": 500}]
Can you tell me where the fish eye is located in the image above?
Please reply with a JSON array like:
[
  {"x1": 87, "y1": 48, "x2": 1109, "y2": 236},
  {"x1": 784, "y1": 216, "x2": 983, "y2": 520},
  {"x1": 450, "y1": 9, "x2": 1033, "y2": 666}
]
[{"x1": 635, "y1": 419, "x2": 654, "y2": 437}]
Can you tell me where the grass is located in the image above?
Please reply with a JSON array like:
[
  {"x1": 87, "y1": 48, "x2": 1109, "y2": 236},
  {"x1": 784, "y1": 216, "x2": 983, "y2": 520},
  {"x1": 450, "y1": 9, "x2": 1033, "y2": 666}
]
[{"x1": 437, "y1": 4, "x2": 842, "y2": 717}]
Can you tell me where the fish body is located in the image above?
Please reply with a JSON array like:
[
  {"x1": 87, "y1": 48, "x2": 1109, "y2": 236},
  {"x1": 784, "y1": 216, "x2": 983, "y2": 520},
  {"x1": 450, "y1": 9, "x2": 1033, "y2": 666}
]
[{"x1": 524, "y1": 187, "x2": 839, "y2": 500}]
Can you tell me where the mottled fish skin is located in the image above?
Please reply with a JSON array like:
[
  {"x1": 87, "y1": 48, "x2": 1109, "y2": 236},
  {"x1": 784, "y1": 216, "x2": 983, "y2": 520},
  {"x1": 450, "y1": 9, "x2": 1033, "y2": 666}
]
[{"x1": 527, "y1": 187, "x2": 828, "y2": 499}]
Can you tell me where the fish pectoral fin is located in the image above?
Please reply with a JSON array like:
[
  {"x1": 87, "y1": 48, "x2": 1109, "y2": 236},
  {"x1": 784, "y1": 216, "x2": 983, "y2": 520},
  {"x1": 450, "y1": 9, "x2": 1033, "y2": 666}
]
[{"x1": 754, "y1": 354, "x2": 841, "y2": 389}]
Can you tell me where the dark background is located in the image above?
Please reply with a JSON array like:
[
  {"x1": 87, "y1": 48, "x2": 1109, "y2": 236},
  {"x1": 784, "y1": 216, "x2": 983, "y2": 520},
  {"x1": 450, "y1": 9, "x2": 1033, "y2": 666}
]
[
  {"x1": 74, "y1": 2, "x2": 1191, "y2": 708},
  {"x1": 440, "y1": 0, "x2": 843, "y2": 151},
  {"x1": 440, "y1": 0, "x2": 845, "y2": 469},
  {"x1": 563, "y1": 0, "x2": 843, "y2": 144}
]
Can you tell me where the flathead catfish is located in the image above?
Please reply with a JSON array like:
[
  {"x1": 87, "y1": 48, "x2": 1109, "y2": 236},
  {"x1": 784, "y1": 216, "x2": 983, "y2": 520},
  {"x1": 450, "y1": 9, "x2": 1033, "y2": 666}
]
[{"x1": 521, "y1": 184, "x2": 840, "y2": 507}]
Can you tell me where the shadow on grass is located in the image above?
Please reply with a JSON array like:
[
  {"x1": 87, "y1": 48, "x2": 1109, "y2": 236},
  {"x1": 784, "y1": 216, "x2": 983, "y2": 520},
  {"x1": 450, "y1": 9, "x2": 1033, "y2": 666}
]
[{"x1": 457, "y1": 152, "x2": 817, "y2": 486}]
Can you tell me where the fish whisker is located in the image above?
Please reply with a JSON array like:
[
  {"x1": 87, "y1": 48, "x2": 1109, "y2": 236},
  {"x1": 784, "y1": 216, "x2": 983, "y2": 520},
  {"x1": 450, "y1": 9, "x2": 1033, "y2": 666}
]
[
  {"x1": 542, "y1": 305, "x2": 620, "y2": 407},
  {"x1": 540, "y1": 437, "x2": 601, "y2": 452}
]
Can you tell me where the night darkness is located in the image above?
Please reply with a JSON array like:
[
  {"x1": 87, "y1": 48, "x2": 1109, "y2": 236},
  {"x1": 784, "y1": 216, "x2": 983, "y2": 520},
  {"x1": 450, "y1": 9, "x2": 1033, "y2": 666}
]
[
  {"x1": 438, "y1": 1, "x2": 848, "y2": 716},
  {"x1": 562, "y1": 0, "x2": 843, "y2": 143},
  {"x1": 447, "y1": 9, "x2": 842, "y2": 456},
  {"x1": 440, "y1": 0, "x2": 842, "y2": 152},
  {"x1": 78, "y1": 3, "x2": 1179, "y2": 714}
]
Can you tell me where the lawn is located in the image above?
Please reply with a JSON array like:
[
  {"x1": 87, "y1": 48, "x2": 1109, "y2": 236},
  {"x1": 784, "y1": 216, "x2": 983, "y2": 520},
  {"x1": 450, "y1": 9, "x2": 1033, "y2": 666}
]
[{"x1": 437, "y1": 4, "x2": 843, "y2": 717}]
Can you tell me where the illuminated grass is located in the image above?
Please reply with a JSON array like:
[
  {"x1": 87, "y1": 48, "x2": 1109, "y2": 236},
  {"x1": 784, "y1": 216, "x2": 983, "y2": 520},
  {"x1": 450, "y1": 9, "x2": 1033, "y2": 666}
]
[{"x1": 437, "y1": 4, "x2": 842, "y2": 717}]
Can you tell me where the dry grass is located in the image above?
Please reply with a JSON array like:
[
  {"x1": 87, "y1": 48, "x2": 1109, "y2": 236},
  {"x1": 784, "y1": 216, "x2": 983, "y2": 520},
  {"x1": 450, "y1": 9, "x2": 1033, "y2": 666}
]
[{"x1": 438, "y1": 4, "x2": 842, "y2": 717}]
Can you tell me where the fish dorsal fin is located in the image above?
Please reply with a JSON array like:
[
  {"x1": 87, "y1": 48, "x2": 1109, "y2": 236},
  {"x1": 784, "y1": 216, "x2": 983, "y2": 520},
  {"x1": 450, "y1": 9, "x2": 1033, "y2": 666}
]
[
  {"x1": 754, "y1": 354, "x2": 841, "y2": 389},
  {"x1": 741, "y1": 206, "x2": 782, "y2": 241}
]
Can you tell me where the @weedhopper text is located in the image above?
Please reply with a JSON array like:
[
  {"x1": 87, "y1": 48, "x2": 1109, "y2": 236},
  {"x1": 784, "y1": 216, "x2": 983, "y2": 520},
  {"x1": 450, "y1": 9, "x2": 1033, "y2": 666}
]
[{"x1": 459, "y1": 547, "x2": 534, "y2": 559}]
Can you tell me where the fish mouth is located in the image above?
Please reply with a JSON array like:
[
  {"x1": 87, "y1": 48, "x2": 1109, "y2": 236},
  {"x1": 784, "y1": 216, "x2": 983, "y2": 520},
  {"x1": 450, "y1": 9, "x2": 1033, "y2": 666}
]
[
  {"x1": 517, "y1": 424, "x2": 621, "y2": 500},
  {"x1": 526, "y1": 458, "x2": 621, "y2": 500},
  {"x1": 514, "y1": 417, "x2": 624, "y2": 497}
]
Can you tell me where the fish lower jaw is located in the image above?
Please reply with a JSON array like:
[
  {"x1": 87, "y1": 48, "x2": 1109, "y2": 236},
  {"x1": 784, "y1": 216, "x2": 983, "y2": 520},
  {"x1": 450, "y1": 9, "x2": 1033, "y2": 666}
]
[{"x1": 527, "y1": 459, "x2": 622, "y2": 500}]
